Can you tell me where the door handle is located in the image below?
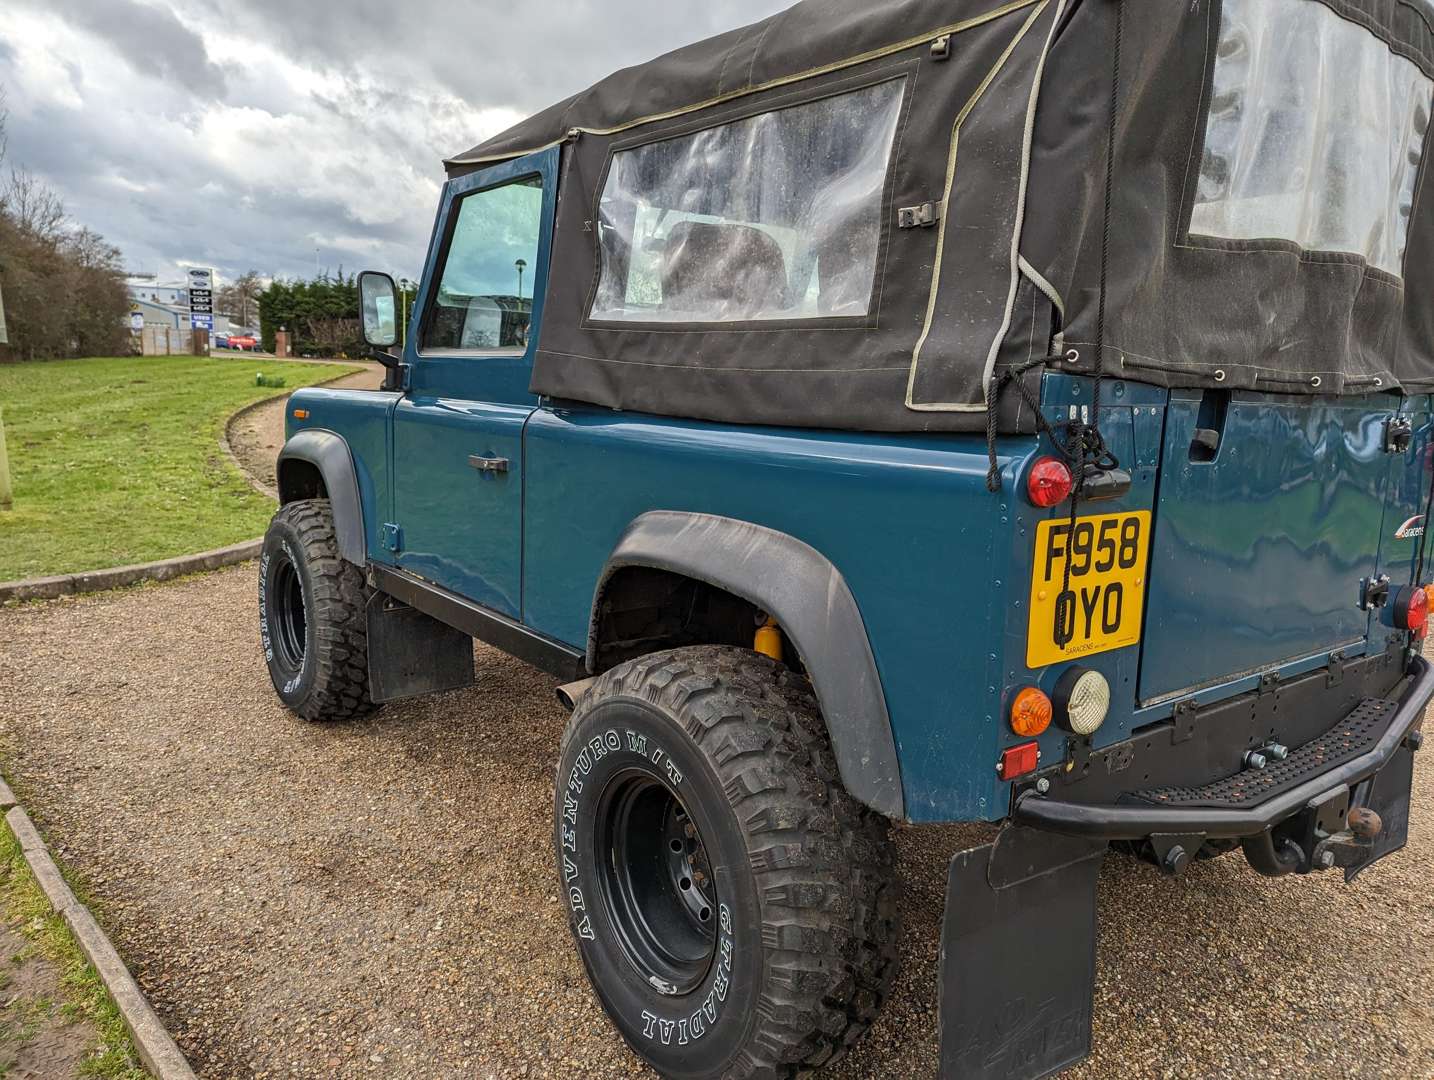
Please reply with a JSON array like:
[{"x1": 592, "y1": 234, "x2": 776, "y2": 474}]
[{"x1": 468, "y1": 454, "x2": 510, "y2": 474}]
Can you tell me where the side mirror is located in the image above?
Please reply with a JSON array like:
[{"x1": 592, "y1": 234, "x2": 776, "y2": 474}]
[{"x1": 358, "y1": 271, "x2": 399, "y2": 349}]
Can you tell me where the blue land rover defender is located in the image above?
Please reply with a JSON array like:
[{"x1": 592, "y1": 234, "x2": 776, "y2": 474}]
[{"x1": 258, "y1": 1, "x2": 1434, "y2": 1076}]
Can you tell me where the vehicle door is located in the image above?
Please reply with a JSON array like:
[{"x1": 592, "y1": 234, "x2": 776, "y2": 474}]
[{"x1": 390, "y1": 148, "x2": 557, "y2": 618}]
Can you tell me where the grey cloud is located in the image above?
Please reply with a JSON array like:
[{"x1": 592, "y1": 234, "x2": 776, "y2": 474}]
[
  {"x1": 48, "y1": 0, "x2": 228, "y2": 100},
  {"x1": 214, "y1": 0, "x2": 787, "y2": 144},
  {"x1": 2, "y1": 0, "x2": 790, "y2": 284}
]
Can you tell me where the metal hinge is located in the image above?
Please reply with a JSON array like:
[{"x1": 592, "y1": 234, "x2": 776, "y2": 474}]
[
  {"x1": 1360, "y1": 574, "x2": 1391, "y2": 611},
  {"x1": 898, "y1": 202, "x2": 940, "y2": 229},
  {"x1": 1384, "y1": 415, "x2": 1413, "y2": 454},
  {"x1": 931, "y1": 34, "x2": 951, "y2": 60},
  {"x1": 1171, "y1": 698, "x2": 1198, "y2": 744},
  {"x1": 1326, "y1": 649, "x2": 1348, "y2": 688},
  {"x1": 380, "y1": 523, "x2": 403, "y2": 553}
]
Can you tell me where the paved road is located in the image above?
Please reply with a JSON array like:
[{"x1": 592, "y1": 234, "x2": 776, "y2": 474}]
[{"x1": 0, "y1": 569, "x2": 1429, "y2": 1078}]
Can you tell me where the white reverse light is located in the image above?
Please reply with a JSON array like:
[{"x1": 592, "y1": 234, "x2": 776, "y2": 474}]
[{"x1": 1054, "y1": 667, "x2": 1110, "y2": 736}]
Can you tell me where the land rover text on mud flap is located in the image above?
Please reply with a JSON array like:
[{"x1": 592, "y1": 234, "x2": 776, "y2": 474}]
[{"x1": 258, "y1": 0, "x2": 1434, "y2": 1076}]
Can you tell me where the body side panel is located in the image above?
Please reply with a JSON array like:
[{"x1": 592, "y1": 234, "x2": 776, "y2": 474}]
[
  {"x1": 523, "y1": 406, "x2": 1011, "y2": 822},
  {"x1": 281, "y1": 390, "x2": 401, "y2": 565}
]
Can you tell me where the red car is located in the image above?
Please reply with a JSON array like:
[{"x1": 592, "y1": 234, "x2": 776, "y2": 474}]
[{"x1": 227, "y1": 335, "x2": 259, "y2": 351}]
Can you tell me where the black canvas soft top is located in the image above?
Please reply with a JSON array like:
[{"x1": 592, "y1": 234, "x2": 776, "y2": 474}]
[
  {"x1": 444, "y1": 0, "x2": 1434, "y2": 434},
  {"x1": 445, "y1": 0, "x2": 1040, "y2": 170}
]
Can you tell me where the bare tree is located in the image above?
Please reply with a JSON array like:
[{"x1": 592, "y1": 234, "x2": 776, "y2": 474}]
[
  {"x1": 5, "y1": 167, "x2": 66, "y2": 243},
  {"x1": 216, "y1": 269, "x2": 263, "y2": 328},
  {"x1": 0, "y1": 98, "x2": 130, "y2": 361}
]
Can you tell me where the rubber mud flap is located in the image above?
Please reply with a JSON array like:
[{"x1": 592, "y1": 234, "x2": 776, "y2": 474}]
[
  {"x1": 938, "y1": 833, "x2": 1104, "y2": 1080},
  {"x1": 365, "y1": 594, "x2": 475, "y2": 704},
  {"x1": 1345, "y1": 743, "x2": 1415, "y2": 882}
]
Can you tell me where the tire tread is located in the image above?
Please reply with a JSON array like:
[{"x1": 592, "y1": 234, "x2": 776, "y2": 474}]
[
  {"x1": 265, "y1": 499, "x2": 375, "y2": 722},
  {"x1": 563, "y1": 645, "x2": 900, "y2": 1079}
]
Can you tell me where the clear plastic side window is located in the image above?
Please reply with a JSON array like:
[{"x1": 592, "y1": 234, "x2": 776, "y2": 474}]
[
  {"x1": 1191, "y1": 0, "x2": 1433, "y2": 278},
  {"x1": 590, "y1": 78, "x2": 906, "y2": 324},
  {"x1": 423, "y1": 176, "x2": 543, "y2": 352}
]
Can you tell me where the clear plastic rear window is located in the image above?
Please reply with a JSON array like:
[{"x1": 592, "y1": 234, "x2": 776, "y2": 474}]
[
  {"x1": 1191, "y1": 0, "x2": 1433, "y2": 278},
  {"x1": 589, "y1": 78, "x2": 905, "y2": 324}
]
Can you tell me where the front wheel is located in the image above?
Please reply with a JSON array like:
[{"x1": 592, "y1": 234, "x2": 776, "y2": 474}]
[
  {"x1": 258, "y1": 498, "x2": 376, "y2": 722},
  {"x1": 554, "y1": 646, "x2": 900, "y2": 1079}
]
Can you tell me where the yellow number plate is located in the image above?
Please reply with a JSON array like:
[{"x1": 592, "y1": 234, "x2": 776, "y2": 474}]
[{"x1": 1026, "y1": 510, "x2": 1151, "y2": 669}]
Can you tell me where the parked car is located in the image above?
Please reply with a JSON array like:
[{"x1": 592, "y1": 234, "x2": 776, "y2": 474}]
[
  {"x1": 227, "y1": 335, "x2": 259, "y2": 352},
  {"x1": 258, "y1": 1, "x2": 1434, "y2": 1077},
  {"x1": 213, "y1": 333, "x2": 231, "y2": 350}
]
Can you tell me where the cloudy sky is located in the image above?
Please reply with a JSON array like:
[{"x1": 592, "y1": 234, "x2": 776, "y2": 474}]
[{"x1": 0, "y1": 0, "x2": 788, "y2": 289}]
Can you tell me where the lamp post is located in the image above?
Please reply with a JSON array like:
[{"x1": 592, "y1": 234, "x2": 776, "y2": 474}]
[
  {"x1": 398, "y1": 278, "x2": 414, "y2": 346},
  {"x1": 515, "y1": 258, "x2": 527, "y2": 300}
]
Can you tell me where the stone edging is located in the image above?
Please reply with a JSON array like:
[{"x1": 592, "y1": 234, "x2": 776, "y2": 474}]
[
  {"x1": 218, "y1": 389, "x2": 287, "y2": 500},
  {"x1": 0, "y1": 779, "x2": 196, "y2": 1080},
  {"x1": 219, "y1": 365, "x2": 374, "y2": 502},
  {"x1": 0, "y1": 539, "x2": 261, "y2": 604}
]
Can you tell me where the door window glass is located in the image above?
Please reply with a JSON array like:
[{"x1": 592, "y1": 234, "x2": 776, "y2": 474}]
[
  {"x1": 589, "y1": 78, "x2": 906, "y2": 324},
  {"x1": 1191, "y1": 0, "x2": 1433, "y2": 277},
  {"x1": 423, "y1": 176, "x2": 543, "y2": 351}
]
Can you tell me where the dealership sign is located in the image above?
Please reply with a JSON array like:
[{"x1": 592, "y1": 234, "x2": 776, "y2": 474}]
[{"x1": 188, "y1": 267, "x2": 215, "y2": 331}]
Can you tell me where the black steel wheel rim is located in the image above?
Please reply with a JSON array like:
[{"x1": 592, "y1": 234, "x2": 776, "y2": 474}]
[
  {"x1": 271, "y1": 555, "x2": 308, "y2": 672},
  {"x1": 594, "y1": 771, "x2": 718, "y2": 995}
]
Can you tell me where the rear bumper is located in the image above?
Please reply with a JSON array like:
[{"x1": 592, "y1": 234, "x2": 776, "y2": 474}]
[{"x1": 1013, "y1": 654, "x2": 1432, "y2": 841}]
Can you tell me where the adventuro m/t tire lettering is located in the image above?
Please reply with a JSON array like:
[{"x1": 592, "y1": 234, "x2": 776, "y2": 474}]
[{"x1": 553, "y1": 646, "x2": 900, "y2": 1079}]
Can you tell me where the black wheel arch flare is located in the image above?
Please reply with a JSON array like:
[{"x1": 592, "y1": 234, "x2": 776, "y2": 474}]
[
  {"x1": 276, "y1": 429, "x2": 367, "y2": 567},
  {"x1": 589, "y1": 510, "x2": 905, "y2": 820}
]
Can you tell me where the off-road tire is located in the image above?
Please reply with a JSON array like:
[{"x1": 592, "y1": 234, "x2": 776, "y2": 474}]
[
  {"x1": 554, "y1": 646, "x2": 900, "y2": 1080},
  {"x1": 258, "y1": 498, "x2": 376, "y2": 722}
]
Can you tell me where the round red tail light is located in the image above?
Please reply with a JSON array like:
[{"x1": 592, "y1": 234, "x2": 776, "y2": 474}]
[
  {"x1": 1395, "y1": 585, "x2": 1428, "y2": 636},
  {"x1": 1026, "y1": 456, "x2": 1074, "y2": 508}
]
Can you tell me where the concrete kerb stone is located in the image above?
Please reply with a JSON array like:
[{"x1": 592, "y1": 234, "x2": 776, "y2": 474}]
[
  {"x1": 0, "y1": 778, "x2": 16, "y2": 811},
  {"x1": 0, "y1": 539, "x2": 262, "y2": 604},
  {"x1": 219, "y1": 363, "x2": 377, "y2": 502},
  {"x1": 219, "y1": 389, "x2": 287, "y2": 501},
  {"x1": 4, "y1": 806, "x2": 197, "y2": 1080}
]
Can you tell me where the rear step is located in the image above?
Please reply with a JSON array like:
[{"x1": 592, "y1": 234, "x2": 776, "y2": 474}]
[
  {"x1": 1128, "y1": 698, "x2": 1398, "y2": 810},
  {"x1": 1012, "y1": 656, "x2": 1431, "y2": 840}
]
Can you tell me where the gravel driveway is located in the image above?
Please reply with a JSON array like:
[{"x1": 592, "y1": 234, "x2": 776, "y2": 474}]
[{"x1": 0, "y1": 569, "x2": 1430, "y2": 1079}]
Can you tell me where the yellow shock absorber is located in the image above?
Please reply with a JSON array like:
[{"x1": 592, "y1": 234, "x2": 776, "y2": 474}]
[{"x1": 754, "y1": 616, "x2": 783, "y2": 662}]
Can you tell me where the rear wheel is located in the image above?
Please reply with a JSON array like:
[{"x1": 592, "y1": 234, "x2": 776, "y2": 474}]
[
  {"x1": 258, "y1": 498, "x2": 376, "y2": 722},
  {"x1": 554, "y1": 646, "x2": 900, "y2": 1079}
]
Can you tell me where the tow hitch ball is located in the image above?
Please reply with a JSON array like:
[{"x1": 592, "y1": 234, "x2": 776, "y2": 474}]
[
  {"x1": 1241, "y1": 803, "x2": 1384, "y2": 878},
  {"x1": 1311, "y1": 807, "x2": 1384, "y2": 871}
]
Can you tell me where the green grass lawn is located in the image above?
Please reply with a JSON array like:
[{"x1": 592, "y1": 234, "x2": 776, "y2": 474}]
[
  {"x1": 0, "y1": 355, "x2": 359, "y2": 582},
  {"x1": 0, "y1": 822, "x2": 150, "y2": 1079}
]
